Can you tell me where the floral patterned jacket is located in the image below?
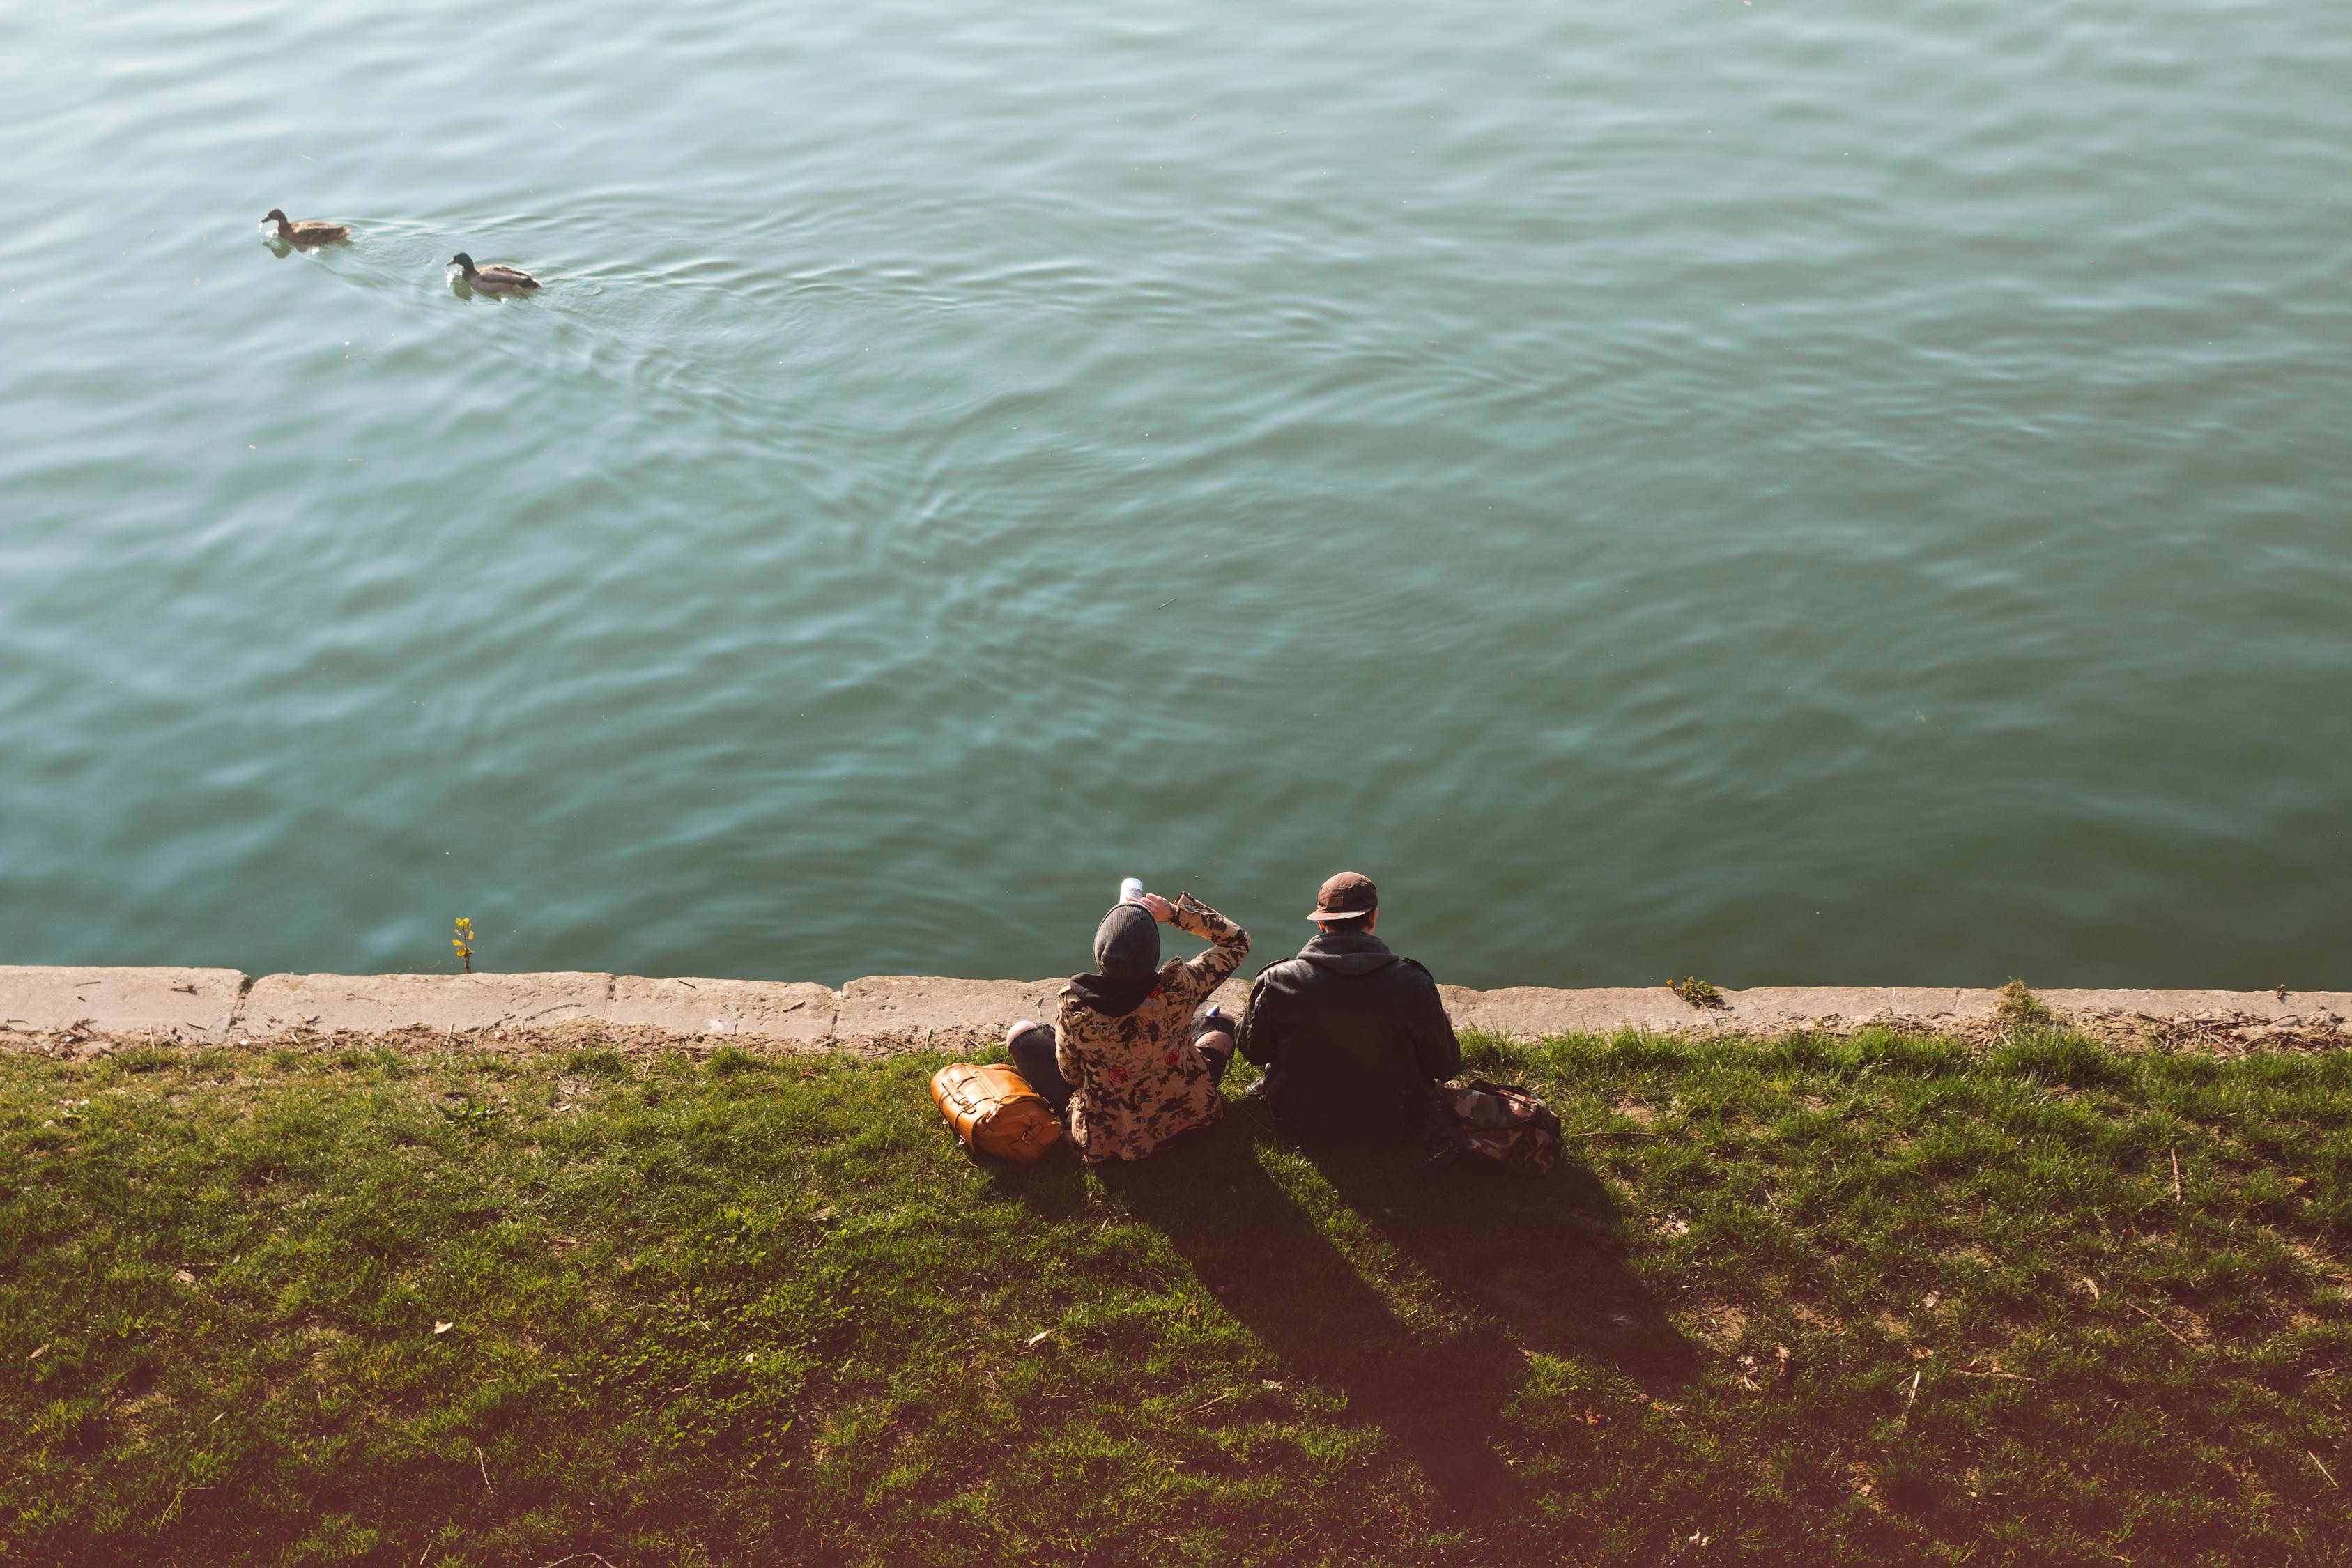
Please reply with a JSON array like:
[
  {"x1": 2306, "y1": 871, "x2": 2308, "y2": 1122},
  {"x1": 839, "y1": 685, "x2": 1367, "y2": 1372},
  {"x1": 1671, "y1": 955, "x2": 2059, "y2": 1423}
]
[{"x1": 1055, "y1": 893, "x2": 1250, "y2": 1163}]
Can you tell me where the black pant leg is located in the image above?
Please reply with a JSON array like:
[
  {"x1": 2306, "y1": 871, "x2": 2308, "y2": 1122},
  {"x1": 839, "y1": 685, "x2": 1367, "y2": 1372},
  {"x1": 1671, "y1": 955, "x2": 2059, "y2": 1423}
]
[
  {"x1": 1007, "y1": 1025, "x2": 1074, "y2": 1116},
  {"x1": 1191, "y1": 1007, "x2": 1236, "y2": 1086}
]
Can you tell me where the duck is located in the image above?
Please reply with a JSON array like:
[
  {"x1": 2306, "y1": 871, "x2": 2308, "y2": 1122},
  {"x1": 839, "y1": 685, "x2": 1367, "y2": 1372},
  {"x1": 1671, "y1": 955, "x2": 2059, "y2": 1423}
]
[
  {"x1": 263, "y1": 208, "x2": 349, "y2": 245},
  {"x1": 447, "y1": 252, "x2": 540, "y2": 293}
]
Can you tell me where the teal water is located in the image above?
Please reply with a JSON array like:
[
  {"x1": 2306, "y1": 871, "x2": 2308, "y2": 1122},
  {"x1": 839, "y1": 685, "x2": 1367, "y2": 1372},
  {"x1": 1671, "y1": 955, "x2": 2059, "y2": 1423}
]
[{"x1": 3, "y1": 1, "x2": 2348, "y2": 988}]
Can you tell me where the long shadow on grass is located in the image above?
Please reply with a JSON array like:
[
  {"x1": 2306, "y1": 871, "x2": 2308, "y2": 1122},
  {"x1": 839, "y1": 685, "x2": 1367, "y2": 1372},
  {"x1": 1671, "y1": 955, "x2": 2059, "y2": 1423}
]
[
  {"x1": 1024, "y1": 1107, "x2": 1691, "y2": 1521},
  {"x1": 1309, "y1": 1135, "x2": 1696, "y2": 1389}
]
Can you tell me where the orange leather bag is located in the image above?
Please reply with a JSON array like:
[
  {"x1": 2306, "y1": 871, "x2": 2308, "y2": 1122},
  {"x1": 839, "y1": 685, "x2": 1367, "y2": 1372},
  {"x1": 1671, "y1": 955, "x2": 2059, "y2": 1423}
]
[{"x1": 930, "y1": 1062, "x2": 1063, "y2": 1162}]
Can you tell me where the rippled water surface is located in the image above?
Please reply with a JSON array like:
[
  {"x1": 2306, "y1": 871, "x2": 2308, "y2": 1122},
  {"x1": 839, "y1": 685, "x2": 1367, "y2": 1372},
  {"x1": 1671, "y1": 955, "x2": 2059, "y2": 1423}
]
[{"x1": 4, "y1": 0, "x2": 2348, "y2": 987}]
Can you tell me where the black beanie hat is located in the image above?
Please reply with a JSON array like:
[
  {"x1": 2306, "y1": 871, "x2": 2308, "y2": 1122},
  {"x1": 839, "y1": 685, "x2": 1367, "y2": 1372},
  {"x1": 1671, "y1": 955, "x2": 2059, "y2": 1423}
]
[{"x1": 1093, "y1": 902, "x2": 1161, "y2": 981}]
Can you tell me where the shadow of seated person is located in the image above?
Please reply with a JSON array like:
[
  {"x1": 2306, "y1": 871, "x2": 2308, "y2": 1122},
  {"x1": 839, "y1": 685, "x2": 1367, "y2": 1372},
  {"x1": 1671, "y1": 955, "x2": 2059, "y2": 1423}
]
[
  {"x1": 1095, "y1": 1114, "x2": 1528, "y2": 1519},
  {"x1": 1300, "y1": 1138, "x2": 1698, "y2": 1397},
  {"x1": 1231, "y1": 870, "x2": 1696, "y2": 1393}
]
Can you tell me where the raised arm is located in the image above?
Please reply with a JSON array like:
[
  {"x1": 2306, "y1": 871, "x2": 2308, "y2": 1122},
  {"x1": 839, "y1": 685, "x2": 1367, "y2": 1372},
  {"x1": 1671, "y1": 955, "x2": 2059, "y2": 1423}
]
[{"x1": 1160, "y1": 893, "x2": 1249, "y2": 1012}]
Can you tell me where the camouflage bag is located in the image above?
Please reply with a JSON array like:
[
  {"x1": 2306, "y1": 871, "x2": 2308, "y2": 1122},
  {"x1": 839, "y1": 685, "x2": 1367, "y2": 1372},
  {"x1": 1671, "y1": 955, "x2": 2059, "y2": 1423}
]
[{"x1": 1422, "y1": 1079, "x2": 1565, "y2": 1176}]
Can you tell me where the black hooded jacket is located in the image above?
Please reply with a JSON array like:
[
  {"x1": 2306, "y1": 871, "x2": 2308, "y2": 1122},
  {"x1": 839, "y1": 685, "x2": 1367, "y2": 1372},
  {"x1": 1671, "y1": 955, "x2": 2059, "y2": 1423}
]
[{"x1": 1234, "y1": 930, "x2": 1461, "y2": 1144}]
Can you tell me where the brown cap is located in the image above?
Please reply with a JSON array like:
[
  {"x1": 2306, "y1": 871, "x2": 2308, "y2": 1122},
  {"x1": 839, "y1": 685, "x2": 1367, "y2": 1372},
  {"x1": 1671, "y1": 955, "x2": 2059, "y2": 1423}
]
[{"x1": 1307, "y1": 870, "x2": 1378, "y2": 923}]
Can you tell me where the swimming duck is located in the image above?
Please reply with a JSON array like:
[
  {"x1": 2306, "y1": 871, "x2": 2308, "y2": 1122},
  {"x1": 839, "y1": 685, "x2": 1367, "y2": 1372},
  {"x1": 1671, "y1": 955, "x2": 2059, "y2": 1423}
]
[
  {"x1": 448, "y1": 252, "x2": 540, "y2": 293},
  {"x1": 263, "y1": 208, "x2": 349, "y2": 245}
]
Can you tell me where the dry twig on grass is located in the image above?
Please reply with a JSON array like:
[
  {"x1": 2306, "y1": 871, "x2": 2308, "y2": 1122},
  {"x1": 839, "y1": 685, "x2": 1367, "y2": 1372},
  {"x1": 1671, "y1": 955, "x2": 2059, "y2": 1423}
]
[{"x1": 2126, "y1": 1301, "x2": 2195, "y2": 1348}]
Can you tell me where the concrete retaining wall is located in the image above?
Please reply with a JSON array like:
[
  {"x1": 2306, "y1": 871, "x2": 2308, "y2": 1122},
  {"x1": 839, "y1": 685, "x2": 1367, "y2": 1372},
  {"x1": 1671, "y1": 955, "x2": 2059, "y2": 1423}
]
[{"x1": 1, "y1": 967, "x2": 2346, "y2": 1051}]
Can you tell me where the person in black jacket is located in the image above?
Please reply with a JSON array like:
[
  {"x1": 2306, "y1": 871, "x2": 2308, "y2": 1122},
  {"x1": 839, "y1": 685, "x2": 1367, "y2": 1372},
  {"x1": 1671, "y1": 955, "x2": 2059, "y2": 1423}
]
[{"x1": 1234, "y1": 871, "x2": 1461, "y2": 1144}]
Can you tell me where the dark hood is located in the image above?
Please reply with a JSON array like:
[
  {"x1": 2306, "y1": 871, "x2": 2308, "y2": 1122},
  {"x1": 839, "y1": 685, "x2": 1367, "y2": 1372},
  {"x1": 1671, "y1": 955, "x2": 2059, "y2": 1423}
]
[
  {"x1": 1296, "y1": 929, "x2": 1402, "y2": 978},
  {"x1": 1068, "y1": 902, "x2": 1162, "y2": 1018}
]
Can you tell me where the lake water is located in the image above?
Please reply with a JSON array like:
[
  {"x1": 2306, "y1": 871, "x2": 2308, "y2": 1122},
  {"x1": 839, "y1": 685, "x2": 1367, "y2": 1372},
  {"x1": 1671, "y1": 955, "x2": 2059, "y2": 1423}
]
[{"x1": 4, "y1": 0, "x2": 2348, "y2": 990}]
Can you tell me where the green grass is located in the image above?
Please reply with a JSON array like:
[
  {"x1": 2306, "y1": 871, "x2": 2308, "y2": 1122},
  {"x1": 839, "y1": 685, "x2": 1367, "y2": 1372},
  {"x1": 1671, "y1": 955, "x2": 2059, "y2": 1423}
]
[{"x1": 3, "y1": 1029, "x2": 2349, "y2": 1566}]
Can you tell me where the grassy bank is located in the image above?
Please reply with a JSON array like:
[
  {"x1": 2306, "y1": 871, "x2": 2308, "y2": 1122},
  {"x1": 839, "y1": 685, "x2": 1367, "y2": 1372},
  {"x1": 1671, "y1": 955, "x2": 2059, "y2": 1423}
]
[{"x1": 3, "y1": 1029, "x2": 2348, "y2": 1566}]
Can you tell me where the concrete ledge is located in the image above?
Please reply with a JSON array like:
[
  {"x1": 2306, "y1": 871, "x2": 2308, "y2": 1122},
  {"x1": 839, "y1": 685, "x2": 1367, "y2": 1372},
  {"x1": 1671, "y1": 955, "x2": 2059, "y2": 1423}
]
[
  {"x1": 238, "y1": 972, "x2": 616, "y2": 1037},
  {"x1": 833, "y1": 976, "x2": 1066, "y2": 1042},
  {"x1": 604, "y1": 976, "x2": 836, "y2": 1043},
  {"x1": 232, "y1": 972, "x2": 840, "y2": 1043},
  {"x1": 2038, "y1": 988, "x2": 2344, "y2": 1026},
  {"x1": 1, "y1": 968, "x2": 2346, "y2": 1054},
  {"x1": 830, "y1": 976, "x2": 1250, "y2": 1043},
  {"x1": 0, "y1": 966, "x2": 247, "y2": 1043},
  {"x1": 1439, "y1": 986, "x2": 2014, "y2": 1039},
  {"x1": 1442, "y1": 985, "x2": 1698, "y2": 1038},
  {"x1": 1438, "y1": 984, "x2": 2352, "y2": 1043},
  {"x1": 1438, "y1": 985, "x2": 2016, "y2": 1038}
]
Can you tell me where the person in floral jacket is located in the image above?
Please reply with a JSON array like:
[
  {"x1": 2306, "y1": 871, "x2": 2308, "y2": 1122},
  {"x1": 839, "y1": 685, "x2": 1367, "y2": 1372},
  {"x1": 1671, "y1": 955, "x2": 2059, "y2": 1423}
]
[{"x1": 1004, "y1": 890, "x2": 1250, "y2": 1163}]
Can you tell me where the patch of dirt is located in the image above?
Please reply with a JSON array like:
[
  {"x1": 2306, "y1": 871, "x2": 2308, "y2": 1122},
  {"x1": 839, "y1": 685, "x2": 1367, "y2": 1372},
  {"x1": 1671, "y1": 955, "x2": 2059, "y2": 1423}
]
[
  {"x1": 1686, "y1": 1301, "x2": 1750, "y2": 1348},
  {"x1": 1789, "y1": 1301, "x2": 1837, "y2": 1334},
  {"x1": 1610, "y1": 1096, "x2": 1659, "y2": 1126}
]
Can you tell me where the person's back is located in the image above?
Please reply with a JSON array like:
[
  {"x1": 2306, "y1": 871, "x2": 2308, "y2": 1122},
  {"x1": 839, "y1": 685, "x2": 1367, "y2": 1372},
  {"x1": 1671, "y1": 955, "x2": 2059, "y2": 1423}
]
[
  {"x1": 1236, "y1": 872, "x2": 1459, "y2": 1144},
  {"x1": 1004, "y1": 889, "x2": 1250, "y2": 1164}
]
